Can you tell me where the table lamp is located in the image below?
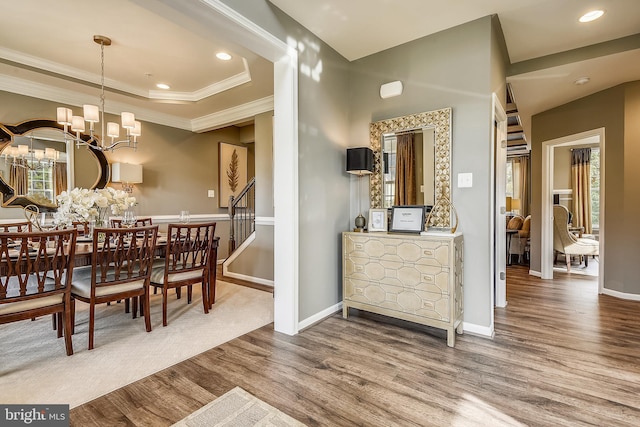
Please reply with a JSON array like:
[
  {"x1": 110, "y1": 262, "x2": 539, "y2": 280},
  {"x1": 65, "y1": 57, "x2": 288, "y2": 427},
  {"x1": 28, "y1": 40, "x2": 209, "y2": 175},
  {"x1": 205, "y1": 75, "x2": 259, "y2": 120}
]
[
  {"x1": 346, "y1": 147, "x2": 374, "y2": 232},
  {"x1": 511, "y1": 198, "x2": 521, "y2": 215}
]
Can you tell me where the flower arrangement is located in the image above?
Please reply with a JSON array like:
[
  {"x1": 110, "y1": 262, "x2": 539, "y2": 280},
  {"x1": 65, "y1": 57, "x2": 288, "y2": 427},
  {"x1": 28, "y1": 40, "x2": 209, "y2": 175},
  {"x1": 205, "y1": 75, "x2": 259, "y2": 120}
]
[{"x1": 53, "y1": 187, "x2": 136, "y2": 226}]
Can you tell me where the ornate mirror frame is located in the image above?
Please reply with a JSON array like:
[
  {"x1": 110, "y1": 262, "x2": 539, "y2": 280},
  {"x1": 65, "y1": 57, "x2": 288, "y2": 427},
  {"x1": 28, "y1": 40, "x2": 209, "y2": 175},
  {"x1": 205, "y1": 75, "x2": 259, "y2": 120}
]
[
  {"x1": 0, "y1": 119, "x2": 109, "y2": 210},
  {"x1": 369, "y1": 107, "x2": 452, "y2": 226}
]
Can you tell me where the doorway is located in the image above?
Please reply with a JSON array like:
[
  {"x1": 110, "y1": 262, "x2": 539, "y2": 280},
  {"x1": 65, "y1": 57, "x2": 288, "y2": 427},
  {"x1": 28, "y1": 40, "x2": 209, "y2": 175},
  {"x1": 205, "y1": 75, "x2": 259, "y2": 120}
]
[{"x1": 541, "y1": 129, "x2": 604, "y2": 290}]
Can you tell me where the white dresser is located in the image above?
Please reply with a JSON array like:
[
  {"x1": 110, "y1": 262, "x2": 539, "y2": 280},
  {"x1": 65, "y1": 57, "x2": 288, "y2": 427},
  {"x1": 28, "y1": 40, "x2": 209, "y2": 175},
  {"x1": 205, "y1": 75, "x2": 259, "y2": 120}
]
[{"x1": 342, "y1": 231, "x2": 464, "y2": 347}]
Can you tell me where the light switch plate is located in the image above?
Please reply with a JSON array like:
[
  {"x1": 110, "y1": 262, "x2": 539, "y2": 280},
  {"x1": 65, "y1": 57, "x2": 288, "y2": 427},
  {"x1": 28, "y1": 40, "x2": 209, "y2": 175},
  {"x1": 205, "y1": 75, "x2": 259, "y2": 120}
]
[
  {"x1": 207, "y1": 190, "x2": 215, "y2": 198},
  {"x1": 458, "y1": 173, "x2": 473, "y2": 188}
]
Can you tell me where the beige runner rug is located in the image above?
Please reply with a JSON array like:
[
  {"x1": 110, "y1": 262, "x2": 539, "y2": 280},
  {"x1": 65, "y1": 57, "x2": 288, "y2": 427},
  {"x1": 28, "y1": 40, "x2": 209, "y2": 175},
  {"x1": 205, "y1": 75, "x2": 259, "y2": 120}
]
[
  {"x1": 0, "y1": 281, "x2": 273, "y2": 408},
  {"x1": 172, "y1": 387, "x2": 306, "y2": 427}
]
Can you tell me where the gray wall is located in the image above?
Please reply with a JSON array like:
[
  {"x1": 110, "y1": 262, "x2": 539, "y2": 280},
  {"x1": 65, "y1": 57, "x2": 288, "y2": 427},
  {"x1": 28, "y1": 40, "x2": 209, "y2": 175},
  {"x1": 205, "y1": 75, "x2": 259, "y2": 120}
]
[
  {"x1": 222, "y1": 0, "x2": 352, "y2": 320},
  {"x1": 531, "y1": 81, "x2": 640, "y2": 294},
  {"x1": 348, "y1": 16, "x2": 506, "y2": 329}
]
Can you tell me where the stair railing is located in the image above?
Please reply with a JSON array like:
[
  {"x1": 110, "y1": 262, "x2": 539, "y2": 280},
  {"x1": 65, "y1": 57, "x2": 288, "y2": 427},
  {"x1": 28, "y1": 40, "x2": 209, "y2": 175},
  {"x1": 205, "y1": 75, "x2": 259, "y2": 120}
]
[{"x1": 228, "y1": 177, "x2": 255, "y2": 254}]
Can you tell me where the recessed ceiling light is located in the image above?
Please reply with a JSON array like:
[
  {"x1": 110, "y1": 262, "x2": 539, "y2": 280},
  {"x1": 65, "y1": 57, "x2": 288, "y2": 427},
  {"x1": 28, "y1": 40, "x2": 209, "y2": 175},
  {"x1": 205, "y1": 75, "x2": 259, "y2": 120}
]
[
  {"x1": 579, "y1": 10, "x2": 604, "y2": 23},
  {"x1": 216, "y1": 52, "x2": 232, "y2": 61},
  {"x1": 574, "y1": 77, "x2": 590, "y2": 85},
  {"x1": 156, "y1": 83, "x2": 170, "y2": 90}
]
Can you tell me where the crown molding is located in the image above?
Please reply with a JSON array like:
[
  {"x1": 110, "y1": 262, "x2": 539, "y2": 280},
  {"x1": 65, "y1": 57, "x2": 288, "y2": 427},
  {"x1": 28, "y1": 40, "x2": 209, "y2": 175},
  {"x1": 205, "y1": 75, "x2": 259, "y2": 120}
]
[
  {"x1": 0, "y1": 47, "x2": 252, "y2": 102},
  {"x1": 190, "y1": 95, "x2": 274, "y2": 132},
  {"x1": 148, "y1": 58, "x2": 252, "y2": 101},
  {"x1": 0, "y1": 73, "x2": 272, "y2": 132}
]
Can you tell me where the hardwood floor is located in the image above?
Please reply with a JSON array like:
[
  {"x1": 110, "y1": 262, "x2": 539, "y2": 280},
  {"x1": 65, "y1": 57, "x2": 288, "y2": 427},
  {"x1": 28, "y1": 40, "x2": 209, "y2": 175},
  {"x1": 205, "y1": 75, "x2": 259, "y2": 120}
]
[{"x1": 70, "y1": 266, "x2": 640, "y2": 426}]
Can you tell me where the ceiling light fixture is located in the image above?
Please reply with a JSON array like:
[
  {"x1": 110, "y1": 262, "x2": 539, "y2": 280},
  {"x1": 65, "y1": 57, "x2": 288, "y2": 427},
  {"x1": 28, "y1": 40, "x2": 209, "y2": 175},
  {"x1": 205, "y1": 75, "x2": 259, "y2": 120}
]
[
  {"x1": 579, "y1": 10, "x2": 604, "y2": 23},
  {"x1": 156, "y1": 83, "x2": 170, "y2": 90},
  {"x1": 56, "y1": 35, "x2": 141, "y2": 152},
  {"x1": 3, "y1": 143, "x2": 59, "y2": 171},
  {"x1": 574, "y1": 77, "x2": 590, "y2": 85},
  {"x1": 216, "y1": 52, "x2": 232, "y2": 61}
]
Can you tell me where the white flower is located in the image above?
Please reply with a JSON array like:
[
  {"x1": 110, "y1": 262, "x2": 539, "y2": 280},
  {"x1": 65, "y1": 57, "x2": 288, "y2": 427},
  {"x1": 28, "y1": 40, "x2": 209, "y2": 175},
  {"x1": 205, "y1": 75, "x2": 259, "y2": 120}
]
[{"x1": 53, "y1": 187, "x2": 136, "y2": 226}]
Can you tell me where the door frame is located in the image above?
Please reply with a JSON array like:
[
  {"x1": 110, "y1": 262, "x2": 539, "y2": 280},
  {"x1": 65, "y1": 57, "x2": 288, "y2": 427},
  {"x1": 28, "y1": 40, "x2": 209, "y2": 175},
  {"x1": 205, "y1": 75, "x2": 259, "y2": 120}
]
[
  {"x1": 540, "y1": 128, "x2": 604, "y2": 290},
  {"x1": 492, "y1": 94, "x2": 508, "y2": 311}
]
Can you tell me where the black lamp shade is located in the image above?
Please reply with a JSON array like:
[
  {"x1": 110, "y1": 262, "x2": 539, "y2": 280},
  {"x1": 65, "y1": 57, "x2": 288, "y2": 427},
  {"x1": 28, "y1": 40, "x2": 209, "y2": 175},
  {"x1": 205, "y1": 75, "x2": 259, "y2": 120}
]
[{"x1": 346, "y1": 147, "x2": 374, "y2": 174}]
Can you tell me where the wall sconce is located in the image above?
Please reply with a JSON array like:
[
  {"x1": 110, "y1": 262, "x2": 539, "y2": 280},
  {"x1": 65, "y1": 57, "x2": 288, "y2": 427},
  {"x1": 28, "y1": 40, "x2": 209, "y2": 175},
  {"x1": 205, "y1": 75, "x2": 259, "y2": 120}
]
[
  {"x1": 111, "y1": 162, "x2": 143, "y2": 193},
  {"x1": 346, "y1": 147, "x2": 374, "y2": 232}
]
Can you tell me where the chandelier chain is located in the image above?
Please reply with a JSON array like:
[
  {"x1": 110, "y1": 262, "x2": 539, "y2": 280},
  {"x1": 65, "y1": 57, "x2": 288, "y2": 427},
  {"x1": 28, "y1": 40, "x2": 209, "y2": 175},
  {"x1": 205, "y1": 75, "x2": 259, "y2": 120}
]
[{"x1": 100, "y1": 40, "x2": 106, "y2": 144}]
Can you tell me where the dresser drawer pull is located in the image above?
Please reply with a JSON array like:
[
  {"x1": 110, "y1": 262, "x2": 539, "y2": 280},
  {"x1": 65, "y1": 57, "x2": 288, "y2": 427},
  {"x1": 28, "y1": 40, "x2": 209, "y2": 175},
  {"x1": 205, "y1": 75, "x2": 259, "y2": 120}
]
[
  {"x1": 355, "y1": 243, "x2": 364, "y2": 249},
  {"x1": 356, "y1": 288, "x2": 364, "y2": 294},
  {"x1": 355, "y1": 265, "x2": 364, "y2": 272},
  {"x1": 422, "y1": 276, "x2": 433, "y2": 282},
  {"x1": 423, "y1": 250, "x2": 434, "y2": 256}
]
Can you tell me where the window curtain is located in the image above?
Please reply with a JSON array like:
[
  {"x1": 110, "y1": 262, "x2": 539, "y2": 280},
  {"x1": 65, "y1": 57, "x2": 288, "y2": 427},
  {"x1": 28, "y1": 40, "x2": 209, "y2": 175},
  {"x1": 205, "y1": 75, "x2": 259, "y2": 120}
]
[
  {"x1": 55, "y1": 163, "x2": 67, "y2": 196},
  {"x1": 9, "y1": 160, "x2": 28, "y2": 195},
  {"x1": 571, "y1": 148, "x2": 592, "y2": 233},
  {"x1": 512, "y1": 156, "x2": 530, "y2": 217},
  {"x1": 394, "y1": 133, "x2": 416, "y2": 206}
]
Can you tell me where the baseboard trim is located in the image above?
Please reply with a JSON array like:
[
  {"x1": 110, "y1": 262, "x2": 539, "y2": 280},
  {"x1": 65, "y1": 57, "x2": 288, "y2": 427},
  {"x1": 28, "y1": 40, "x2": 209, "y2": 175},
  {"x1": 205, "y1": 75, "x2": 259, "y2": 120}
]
[
  {"x1": 298, "y1": 302, "x2": 342, "y2": 331},
  {"x1": 529, "y1": 269, "x2": 542, "y2": 277},
  {"x1": 462, "y1": 321, "x2": 495, "y2": 339},
  {"x1": 223, "y1": 271, "x2": 274, "y2": 287},
  {"x1": 601, "y1": 288, "x2": 640, "y2": 301}
]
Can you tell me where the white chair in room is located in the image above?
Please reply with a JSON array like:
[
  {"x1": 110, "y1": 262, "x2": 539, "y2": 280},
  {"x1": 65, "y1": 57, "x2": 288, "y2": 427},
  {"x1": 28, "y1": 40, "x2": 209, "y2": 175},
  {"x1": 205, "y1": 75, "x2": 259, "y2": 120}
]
[{"x1": 553, "y1": 205, "x2": 598, "y2": 272}]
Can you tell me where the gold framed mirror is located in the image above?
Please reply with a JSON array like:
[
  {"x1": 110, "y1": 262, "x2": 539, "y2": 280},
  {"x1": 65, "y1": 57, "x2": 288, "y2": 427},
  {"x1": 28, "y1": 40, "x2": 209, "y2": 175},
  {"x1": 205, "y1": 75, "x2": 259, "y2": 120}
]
[
  {"x1": 0, "y1": 119, "x2": 109, "y2": 210},
  {"x1": 369, "y1": 107, "x2": 452, "y2": 226}
]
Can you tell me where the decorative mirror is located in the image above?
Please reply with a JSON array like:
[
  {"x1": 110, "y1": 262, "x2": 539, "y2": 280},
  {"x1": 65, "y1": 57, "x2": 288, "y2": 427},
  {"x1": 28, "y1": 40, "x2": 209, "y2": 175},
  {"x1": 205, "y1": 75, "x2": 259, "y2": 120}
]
[
  {"x1": 369, "y1": 107, "x2": 452, "y2": 226},
  {"x1": 0, "y1": 119, "x2": 109, "y2": 210}
]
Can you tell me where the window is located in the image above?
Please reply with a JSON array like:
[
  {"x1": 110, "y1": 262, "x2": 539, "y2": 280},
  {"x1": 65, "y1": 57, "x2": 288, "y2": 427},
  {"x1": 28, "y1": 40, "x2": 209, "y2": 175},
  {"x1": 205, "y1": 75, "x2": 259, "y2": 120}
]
[
  {"x1": 27, "y1": 162, "x2": 55, "y2": 202},
  {"x1": 506, "y1": 158, "x2": 521, "y2": 199}
]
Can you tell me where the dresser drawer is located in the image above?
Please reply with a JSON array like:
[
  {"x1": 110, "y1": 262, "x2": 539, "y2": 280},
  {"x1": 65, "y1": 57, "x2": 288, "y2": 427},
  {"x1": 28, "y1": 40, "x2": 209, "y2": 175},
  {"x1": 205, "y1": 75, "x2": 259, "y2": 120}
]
[
  {"x1": 344, "y1": 234, "x2": 451, "y2": 267},
  {"x1": 344, "y1": 255, "x2": 450, "y2": 295},
  {"x1": 344, "y1": 277, "x2": 450, "y2": 322}
]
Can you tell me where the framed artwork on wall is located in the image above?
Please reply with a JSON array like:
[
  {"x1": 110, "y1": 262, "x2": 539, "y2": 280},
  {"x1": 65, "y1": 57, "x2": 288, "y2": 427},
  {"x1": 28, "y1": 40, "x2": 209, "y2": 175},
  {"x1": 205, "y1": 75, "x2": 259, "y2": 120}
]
[{"x1": 219, "y1": 142, "x2": 248, "y2": 208}]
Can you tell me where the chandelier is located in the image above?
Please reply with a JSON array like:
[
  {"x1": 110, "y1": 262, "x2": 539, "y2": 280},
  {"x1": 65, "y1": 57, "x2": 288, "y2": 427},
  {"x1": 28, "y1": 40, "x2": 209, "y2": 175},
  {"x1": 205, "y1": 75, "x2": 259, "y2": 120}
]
[
  {"x1": 56, "y1": 35, "x2": 141, "y2": 151},
  {"x1": 3, "y1": 144, "x2": 59, "y2": 170}
]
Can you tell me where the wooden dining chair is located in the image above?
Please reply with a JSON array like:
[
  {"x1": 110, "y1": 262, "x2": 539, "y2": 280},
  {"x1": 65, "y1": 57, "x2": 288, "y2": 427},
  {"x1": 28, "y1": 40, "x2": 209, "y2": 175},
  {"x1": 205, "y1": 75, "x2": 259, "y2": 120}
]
[
  {"x1": 70, "y1": 225, "x2": 158, "y2": 350},
  {"x1": 0, "y1": 221, "x2": 33, "y2": 232},
  {"x1": 110, "y1": 217, "x2": 153, "y2": 227},
  {"x1": 0, "y1": 228, "x2": 78, "y2": 356},
  {"x1": 72, "y1": 221, "x2": 90, "y2": 236},
  {"x1": 149, "y1": 222, "x2": 216, "y2": 326}
]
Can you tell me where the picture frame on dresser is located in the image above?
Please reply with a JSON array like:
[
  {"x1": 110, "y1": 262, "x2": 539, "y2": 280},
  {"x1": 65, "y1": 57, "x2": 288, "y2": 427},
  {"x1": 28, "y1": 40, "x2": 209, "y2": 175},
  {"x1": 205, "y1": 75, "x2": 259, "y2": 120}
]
[
  {"x1": 389, "y1": 205, "x2": 425, "y2": 233},
  {"x1": 368, "y1": 209, "x2": 388, "y2": 232}
]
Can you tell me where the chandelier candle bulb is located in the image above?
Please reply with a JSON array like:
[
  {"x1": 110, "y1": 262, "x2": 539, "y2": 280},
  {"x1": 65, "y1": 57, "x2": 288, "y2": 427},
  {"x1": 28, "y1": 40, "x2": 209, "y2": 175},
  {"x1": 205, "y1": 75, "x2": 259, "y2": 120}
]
[
  {"x1": 83, "y1": 104, "x2": 100, "y2": 123},
  {"x1": 71, "y1": 116, "x2": 85, "y2": 133},
  {"x1": 121, "y1": 112, "x2": 135, "y2": 129},
  {"x1": 131, "y1": 121, "x2": 141, "y2": 137},
  {"x1": 57, "y1": 107, "x2": 72, "y2": 125},
  {"x1": 107, "y1": 122, "x2": 120, "y2": 138},
  {"x1": 45, "y1": 148, "x2": 56, "y2": 160}
]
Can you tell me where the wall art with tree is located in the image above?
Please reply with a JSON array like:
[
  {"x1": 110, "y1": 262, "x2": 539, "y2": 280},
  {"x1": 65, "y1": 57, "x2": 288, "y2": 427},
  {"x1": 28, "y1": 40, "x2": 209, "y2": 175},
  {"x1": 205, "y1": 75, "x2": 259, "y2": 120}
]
[{"x1": 218, "y1": 142, "x2": 248, "y2": 208}]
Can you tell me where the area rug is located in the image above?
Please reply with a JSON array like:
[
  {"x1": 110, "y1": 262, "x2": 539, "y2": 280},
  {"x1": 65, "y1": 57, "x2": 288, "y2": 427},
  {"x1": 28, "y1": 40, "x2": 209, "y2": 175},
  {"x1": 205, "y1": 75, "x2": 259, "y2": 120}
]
[
  {"x1": 172, "y1": 387, "x2": 306, "y2": 427},
  {"x1": 0, "y1": 281, "x2": 273, "y2": 408}
]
